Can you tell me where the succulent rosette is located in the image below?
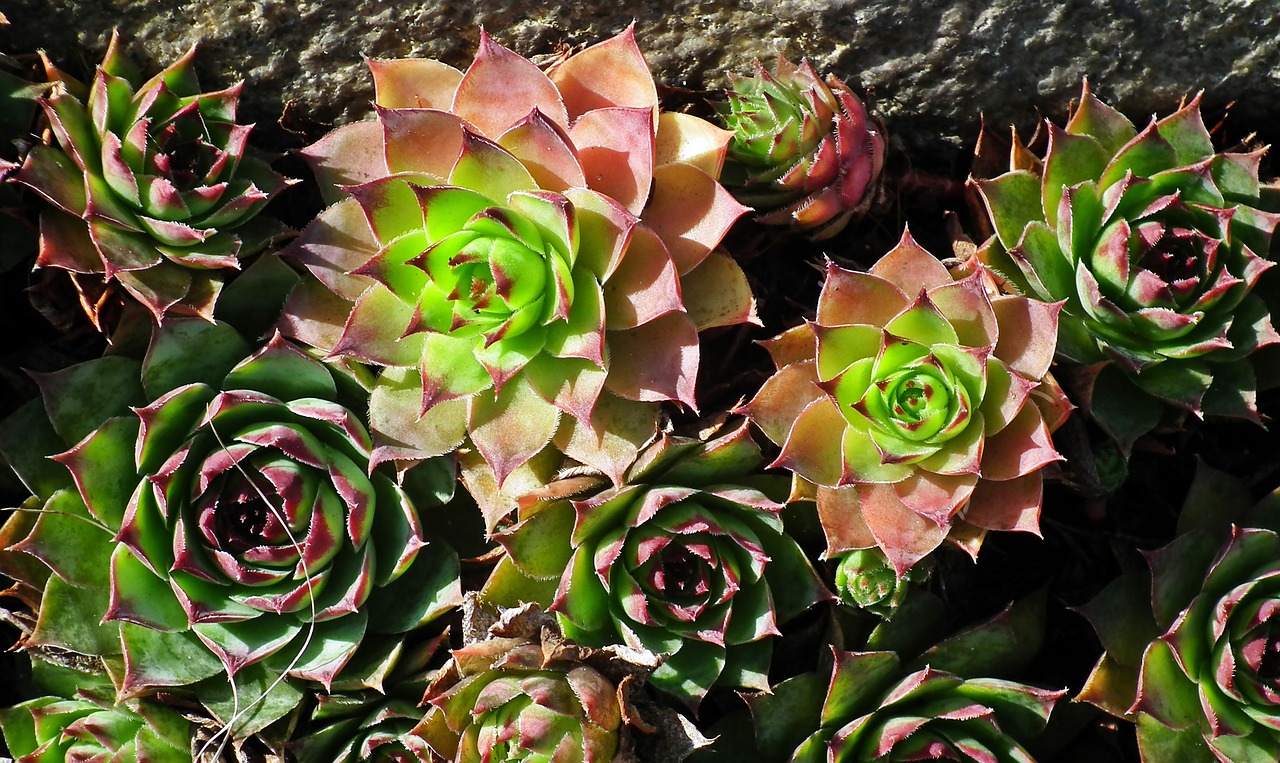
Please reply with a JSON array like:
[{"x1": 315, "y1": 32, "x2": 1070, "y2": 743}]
[
  {"x1": 741, "y1": 229, "x2": 1067, "y2": 573},
  {"x1": 832, "y1": 547, "x2": 922, "y2": 619},
  {"x1": 0, "y1": 693, "x2": 192, "y2": 762},
  {"x1": 973, "y1": 81, "x2": 1280, "y2": 448},
  {"x1": 484, "y1": 422, "x2": 829, "y2": 706},
  {"x1": 786, "y1": 650, "x2": 1061, "y2": 762},
  {"x1": 0, "y1": 320, "x2": 460, "y2": 711},
  {"x1": 14, "y1": 32, "x2": 292, "y2": 325},
  {"x1": 1080, "y1": 465, "x2": 1280, "y2": 761},
  {"x1": 280, "y1": 27, "x2": 754, "y2": 504},
  {"x1": 718, "y1": 56, "x2": 886, "y2": 239},
  {"x1": 414, "y1": 606, "x2": 650, "y2": 763}
]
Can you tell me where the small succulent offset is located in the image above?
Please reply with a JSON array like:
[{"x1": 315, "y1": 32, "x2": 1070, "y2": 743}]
[
  {"x1": 742, "y1": 230, "x2": 1068, "y2": 574},
  {"x1": 1080, "y1": 465, "x2": 1280, "y2": 761},
  {"x1": 282, "y1": 27, "x2": 754, "y2": 502},
  {"x1": 0, "y1": 321, "x2": 460, "y2": 712},
  {"x1": 717, "y1": 56, "x2": 886, "y2": 239},
  {"x1": 0, "y1": 692, "x2": 192, "y2": 762},
  {"x1": 14, "y1": 32, "x2": 292, "y2": 326},
  {"x1": 787, "y1": 650, "x2": 1061, "y2": 762},
  {"x1": 414, "y1": 605, "x2": 651, "y2": 763},
  {"x1": 832, "y1": 547, "x2": 923, "y2": 619},
  {"x1": 974, "y1": 81, "x2": 1280, "y2": 449},
  {"x1": 484, "y1": 422, "x2": 829, "y2": 706}
]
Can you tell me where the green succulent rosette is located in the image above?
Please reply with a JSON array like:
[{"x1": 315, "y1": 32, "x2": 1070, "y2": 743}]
[
  {"x1": 13, "y1": 32, "x2": 292, "y2": 325},
  {"x1": 832, "y1": 548, "x2": 924, "y2": 619},
  {"x1": 783, "y1": 650, "x2": 1060, "y2": 763},
  {"x1": 483, "y1": 422, "x2": 830, "y2": 707},
  {"x1": 413, "y1": 607, "x2": 650, "y2": 763},
  {"x1": 0, "y1": 692, "x2": 192, "y2": 762},
  {"x1": 974, "y1": 81, "x2": 1280, "y2": 449},
  {"x1": 281, "y1": 28, "x2": 753, "y2": 515},
  {"x1": 742, "y1": 230, "x2": 1068, "y2": 574},
  {"x1": 1080, "y1": 464, "x2": 1280, "y2": 761},
  {"x1": 718, "y1": 56, "x2": 886, "y2": 239},
  {"x1": 0, "y1": 320, "x2": 460, "y2": 731}
]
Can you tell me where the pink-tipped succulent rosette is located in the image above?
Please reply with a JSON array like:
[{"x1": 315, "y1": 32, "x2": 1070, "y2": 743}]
[
  {"x1": 280, "y1": 28, "x2": 754, "y2": 513},
  {"x1": 742, "y1": 230, "x2": 1069, "y2": 574}
]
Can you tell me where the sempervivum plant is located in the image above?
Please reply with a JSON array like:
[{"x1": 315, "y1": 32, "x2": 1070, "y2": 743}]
[
  {"x1": 973, "y1": 81, "x2": 1280, "y2": 449},
  {"x1": 0, "y1": 693, "x2": 192, "y2": 762},
  {"x1": 786, "y1": 650, "x2": 1061, "y2": 762},
  {"x1": 280, "y1": 27, "x2": 754, "y2": 508},
  {"x1": 482, "y1": 421, "x2": 829, "y2": 707},
  {"x1": 741, "y1": 229, "x2": 1068, "y2": 574},
  {"x1": 14, "y1": 32, "x2": 292, "y2": 326},
  {"x1": 718, "y1": 56, "x2": 886, "y2": 239},
  {"x1": 1080, "y1": 464, "x2": 1280, "y2": 761},
  {"x1": 832, "y1": 547, "x2": 924, "y2": 619},
  {"x1": 0, "y1": 320, "x2": 459, "y2": 725},
  {"x1": 414, "y1": 604, "x2": 656, "y2": 763}
]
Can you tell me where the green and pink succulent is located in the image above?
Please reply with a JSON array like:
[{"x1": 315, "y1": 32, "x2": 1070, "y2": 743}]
[
  {"x1": 414, "y1": 606, "x2": 649, "y2": 763},
  {"x1": 974, "y1": 81, "x2": 1280, "y2": 449},
  {"x1": 0, "y1": 692, "x2": 192, "y2": 762},
  {"x1": 280, "y1": 28, "x2": 754, "y2": 506},
  {"x1": 786, "y1": 650, "x2": 1061, "y2": 762},
  {"x1": 718, "y1": 56, "x2": 886, "y2": 239},
  {"x1": 14, "y1": 32, "x2": 292, "y2": 326},
  {"x1": 483, "y1": 422, "x2": 829, "y2": 707},
  {"x1": 741, "y1": 230, "x2": 1068, "y2": 574},
  {"x1": 0, "y1": 320, "x2": 460, "y2": 714},
  {"x1": 1080, "y1": 465, "x2": 1280, "y2": 761}
]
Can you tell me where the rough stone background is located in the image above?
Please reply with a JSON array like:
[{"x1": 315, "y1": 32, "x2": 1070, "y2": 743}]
[{"x1": 6, "y1": 0, "x2": 1280, "y2": 171}]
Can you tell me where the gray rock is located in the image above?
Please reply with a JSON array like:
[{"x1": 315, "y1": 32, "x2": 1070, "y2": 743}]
[{"x1": 3, "y1": 0, "x2": 1279, "y2": 167}]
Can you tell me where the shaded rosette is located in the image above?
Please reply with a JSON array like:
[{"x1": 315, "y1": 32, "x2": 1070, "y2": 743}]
[
  {"x1": 974, "y1": 81, "x2": 1280, "y2": 447},
  {"x1": 414, "y1": 608, "x2": 644, "y2": 763},
  {"x1": 485, "y1": 422, "x2": 829, "y2": 706},
  {"x1": 742, "y1": 229, "x2": 1068, "y2": 574},
  {"x1": 295, "y1": 694, "x2": 429, "y2": 763},
  {"x1": 789, "y1": 650, "x2": 1061, "y2": 762},
  {"x1": 281, "y1": 27, "x2": 754, "y2": 506},
  {"x1": 0, "y1": 321, "x2": 459, "y2": 700},
  {"x1": 0, "y1": 693, "x2": 192, "y2": 762},
  {"x1": 14, "y1": 32, "x2": 291, "y2": 324},
  {"x1": 718, "y1": 56, "x2": 886, "y2": 239}
]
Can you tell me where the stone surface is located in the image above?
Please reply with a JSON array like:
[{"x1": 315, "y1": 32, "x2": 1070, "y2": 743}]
[{"x1": 4, "y1": 0, "x2": 1280, "y2": 168}]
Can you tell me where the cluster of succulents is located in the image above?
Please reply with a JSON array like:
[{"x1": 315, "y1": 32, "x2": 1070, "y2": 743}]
[{"x1": 0, "y1": 18, "x2": 1279, "y2": 763}]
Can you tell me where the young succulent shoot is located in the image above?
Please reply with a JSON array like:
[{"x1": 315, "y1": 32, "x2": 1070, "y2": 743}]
[
  {"x1": 414, "y1": 605, "x2": 656, "y2": 763},
  {"x1": 786, "y1": 649, "x2": 1062, "y2": 762},
  {"x1": 281, "y1": 27, "x2": 755, "y2": 509},
  {"x1": 0, "y1": 321, "x2": 460, "y2": 720},
  {"x1": 484, "y1": 421, "x2": 830, "y2": 708},
  {"x1": 973, "y1": 81, "x2": 1280, "y2": 451},
  {"x1": 14, "y1": 32, "x2": 293, "y2": 328},
  {"x1": 832, "y1": 547, "x2": 924, "y2": 619},
  {"x1": 741, "y1": 229, "x2": 1068, "y2": 575},
  {"x1": 1080, "y1": 464, "x2": 1280, "y2": 761},
  {"x1": 718, "y1": 56, "x2": 886, "y2": 240}
]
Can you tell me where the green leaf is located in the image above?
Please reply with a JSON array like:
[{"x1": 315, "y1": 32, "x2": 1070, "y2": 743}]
[
  {"x1": 1155, "y1": 102, "x2": 1214, "y2": 167},
  {"x1": 1133, "y1": 639, "x2": 1203, "y2": 729},
  {"x1": 500, "y1": 501, "x2": 576, "y2": 580},
  {"x1": 214, "y1": 252, "x2": 302, "y2": 340},
  {"x1": 142, "y1": 319, "x2": 250, "y2": 399},
  {"x1": 107, "y1": 545, "x2": 187, "y2": 631},
  {"x1": 652, "y1": 640, "x2": 727, "y2": 707},
  {"x1": 196, "y1": 660, "x2": 305, "y2": 738},
  {"x1": 35, "y1": 356, "x2": 144, "y2": 445},
  {"x1": 719, "y1": 637, "x2": 772, "y2": 693},
  {"x1": 0, "y1": 399, "x2": 74, "y2": 499},
  {"x1": 55, "y1": 416, "x2": 140, "y2": 531},
  {"x1": 822, "y1": 650, "x2": 899, "y2": 727},
  {"x1": 224, "y1": 337, "x2": 337, "y2": 402},
  {"x1": 744, "y1": 671, "x2": 827, "y2": 762},
  {"x1": 31, "y1": 574, "x2": 119, "y2": 656},
  {"x1": 1042, "y1": 128, "x2": 1109, "y2": 228},
  {"x1": 288, "y1": 611, "x2": 368, "y2": 686},
  {"x1": 13, "y1": 488, "x2": 113, "y2": 589},
  {"x1": 1013, "y1": 221, "x2": 1073, "y2": 301},
  {"x1": 975, "y1": 171, "x2": 1044, "y2": 251},
  {"x1": 1099, "y1": 124, "x2": 1179, "y2": 189},
  {"x1": 120, "y1": 625, "x2": 224, "y2": 690},
  {"x1": 1135, "y1": 712, "x2": 1214, "y2": 762},
  {"x1": 363, "y1": 537, "x2": 462, "y2": 633},
  {"x1": 1076, "y1": 571, "x2": 1159, "y2": 667},
  {"x1": 1088, "y1": 364, "x2": 1163, "y2": 454},
  {"x1": 913, "y1": 589, "x2": 1046, "y2": 679}
]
